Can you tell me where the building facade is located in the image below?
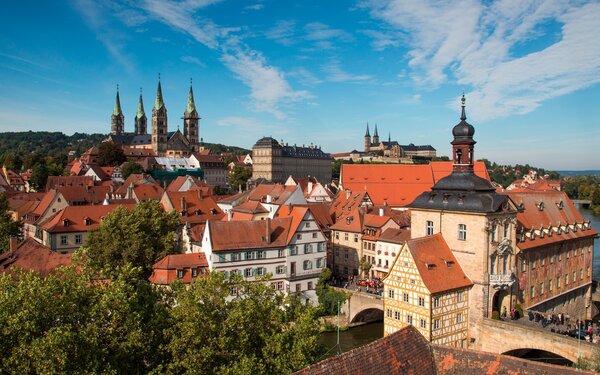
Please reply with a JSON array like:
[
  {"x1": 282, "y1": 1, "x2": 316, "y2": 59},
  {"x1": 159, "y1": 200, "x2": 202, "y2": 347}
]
[
  {"x1": 251, "y1": 137, "x2": 332, "y2": 183},
  {"x1": 363, "y1": 123, "x2": 436, "y2": 159}
]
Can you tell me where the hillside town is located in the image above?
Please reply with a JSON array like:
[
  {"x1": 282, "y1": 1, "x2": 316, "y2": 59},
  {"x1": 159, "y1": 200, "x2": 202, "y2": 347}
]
[{"x1": 1, "y1": 90, "x2": 598, "y2": 373}]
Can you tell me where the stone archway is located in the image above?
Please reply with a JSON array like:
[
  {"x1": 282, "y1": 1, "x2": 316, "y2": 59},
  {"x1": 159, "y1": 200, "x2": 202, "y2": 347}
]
[
  {"x1": 350, "y1": 307, "x2": 384, "y2": 325},
  {"x1": 503, "y1": 348, "x2": 573, "y2": 367}
]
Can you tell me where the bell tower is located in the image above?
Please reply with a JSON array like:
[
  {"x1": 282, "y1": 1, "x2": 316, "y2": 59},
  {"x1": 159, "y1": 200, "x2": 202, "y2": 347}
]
[
  {"x1": 152, "y1": 75, "x2": 168, "y2": 155},
  {"x1": 364, "y1": 122, "x2": 371, "y2": 152},
  {"x1": 451, "y1": 94, "x2": 476, "y2": 172},
  {"x1": 111, "y1": 85, "x2": 124, "y2": 135},
  {"x1": 134, "y1": 88, "x2": 147, "y2": 135},
  {"x1": 183, "y1": 79, "x2": 200, "y2": 153}
]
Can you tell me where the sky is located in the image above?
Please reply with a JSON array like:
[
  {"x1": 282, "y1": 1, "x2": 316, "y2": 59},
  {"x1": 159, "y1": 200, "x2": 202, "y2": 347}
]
[{"x1": 1, "y1": 0, "x2": 599, "y2": 170}]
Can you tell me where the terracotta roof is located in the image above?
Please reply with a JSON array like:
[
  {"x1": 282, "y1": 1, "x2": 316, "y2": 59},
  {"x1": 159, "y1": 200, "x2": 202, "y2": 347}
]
[
  {"x1": 232, "y1": 200, "x2": 269, "y2": 214},
  {"x1": 149, "y1": 253, "x2": 208, "y2": 284},
  {"x1": 247, "y1": 184, "x2": 300, "y2": 205},
  {"x1": 506, "y1": 190, "x2": 587, "y2": 228},
  {"x1": 133, "y1": 183, "x2": 164, "y2": 201},
  {"x1": 114, "y1": 173, "x2": 155, "y2": 196},
  {"x1": 166, "y1": 175, "x2": 208, "y2": 192},
  {"x1": 362, "y1": 205, "x2": 411, "y2": 228},
  {"x1": 0, "y1": 238, "x2": 73, "y2": 276},
  {"x1": 329, "y1": 190, "x2": 371, "y2": 221},
  {"x1": 341, "y1": 161, "x2": 489, "y2": 207},
  {"x1": 378, "y1": 228, "x2": 411, "y2": 245},
  {"x1": 188, "y1": 223, "x2": 205, "y2": 242},
  {"x1": 46, "y1": 175, "x2": 94, "y2": 191},
  {"x1": 282, "y1": 203, "x2": 334, "y2": 233},
  {"x1": 363, "y1": 213, "x2": 392, "y2": 228},
  {"x1": 30, "y1": 190, "x2": 58, "y2": 218},
  {"x1": 393, "y1": 233, "x2": 473, "y2": 294},
  {"x1": 294, "y1": 325, "x2": 437, "y2": 375},
  {"x1": 163, "y1": 191, "x2": 224, "y2": 223},
  {"x1": 122, "y1": 146, "x2": 157, "y2": 157},
  {"x1": 330, "y1": 207, "x2": 363, "y2": 233},
  {"x1": 41, "y1": 204, "x2": 134, "y2": 233},
  {"x1": 57, "y1": 185, "x2": 111, "y2": 204},
  {"x1": 87, "y1": 165, "x2": 111, "y2": 181},
  {"x1": 208, "y1": 218, "x2": 292, "y2": 251}
]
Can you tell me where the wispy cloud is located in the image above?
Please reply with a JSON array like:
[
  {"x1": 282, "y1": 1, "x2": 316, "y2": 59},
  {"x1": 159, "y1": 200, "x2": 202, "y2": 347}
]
[
  {"x1": 359, "y1": 29, "x2": 401, "y2": 51},
  {"x1": 322, "y1": 61, "x2": 372, "y2": 83},
  {"x1": 180, "y1": 55, "x2": 206, "y2": 67},
  {"x1": 245, "y1": 4, "x2": 264, "y2": 11},
  {"x1": 221, "y1": 47, "x2": 311, "y2": 119},
  {"x1": 265, "y1": 20, "x2": 296, "y2": 46},
  {"x1": 0, "y1": 52, "x2": 49, "y2": 69},
  {"x1": 362, "y1": 0, "x2": 600, "y2": 121},
  {"x1": 304, "y1": 22, "x2": 354, "y2": 49}
]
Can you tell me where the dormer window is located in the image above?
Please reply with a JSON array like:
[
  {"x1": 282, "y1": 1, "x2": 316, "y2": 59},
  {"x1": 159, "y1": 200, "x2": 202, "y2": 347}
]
[
  {"x1": 445, "y1": 260, "x2": 454, "y2": 267},
  {"x1": 63, "y1": 219, "x2": 70, "y2": 227},
  {"x1": 426, "y1": 263, "x2": 435, "y2": 270},
  {"x1": 557, "y1": 200, "x2": 564, "y2": 209},
  {"x1": 537, "y1": 201, "x2": 544, "y2": 211},
  {"x1": 195, "y1": 210, "x2": 202, "y2": 215},
  {"x1": 177, "y1": 269, "x2": 184, "y2": 279},
  {"x1": 518, "y1": 202, "x2": 525, "y2": 211},
  {"x1": 84, "y1": 217, "x2": 92, "y2": 226}
]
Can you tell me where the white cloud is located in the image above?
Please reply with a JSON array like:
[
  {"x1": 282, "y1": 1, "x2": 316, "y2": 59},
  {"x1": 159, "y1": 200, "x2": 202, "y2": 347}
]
[
  {"x1": 265, "y1": 20, "x2": 296, "y2": 46},
  {"x1": 362, "y1": 0, "x2": 600, "y2": 121},
  {"x1": 360, "y1": 29, "x2": 401, "y2": 51},
  {"x1": 245, "y1": 4, "x2": 264, "y2": 11},
  {"x1": 304, "y1": 22, "x2": 354, "y2": 49},
  {"x1": 217, "y1": 116, "x2": 263, "y2": 128},
  {"x1": 180, "y1": 55, "x2": 206, "y2": 67},
  {"x1": 322, "y1": 61, "x2": 372, "y2": 83},
  {"x1": 221, "y1": 47, "x2": 311, "y2": 119}
]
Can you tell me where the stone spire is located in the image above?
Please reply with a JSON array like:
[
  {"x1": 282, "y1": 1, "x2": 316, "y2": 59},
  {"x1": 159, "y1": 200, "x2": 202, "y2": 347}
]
[
  {"x1": 111, "y1": 84, "x2": 124, "y2": 135},
  {"x1": 136, "y1": 88, "x2": 145, "y2": 119},
  {"x1": 185, "y1": 78, "x2": 197, "y2": 115},
  {"x1": 365, "y1": 122, "x2": 370, "y2": 137},
  {"x1": 154, "y1": 75, "x2": 165, "y2": 111},
  {"x1": 373, "y1": 123, "x2": 379, "y2": 144},
  {"x1": 134, "y1": 88, "x2": 147, "y2": 135},
  {"x1": 183, "y1": 78, "x2": 199, "y2": 152}
]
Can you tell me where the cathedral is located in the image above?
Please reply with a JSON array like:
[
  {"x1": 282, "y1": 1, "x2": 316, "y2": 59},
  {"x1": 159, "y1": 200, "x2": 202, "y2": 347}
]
[
  {"x1": 363, "y1": 123, "x2": 436, "y2": 160},
  {"x1": 107, "y1": 78, "x2": 200, "y2": 157}
]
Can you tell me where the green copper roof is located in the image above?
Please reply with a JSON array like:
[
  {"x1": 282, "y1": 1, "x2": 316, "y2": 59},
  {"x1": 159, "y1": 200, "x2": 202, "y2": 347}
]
[
  {"x1": 113, "y1": 90, "x2": 123, "y2": 116},
  {"x1": 154, "y1": 81, "x2": 165, "y2": 110},
  {"x1": 136, "y1": 92, "x2": 146, "y2": 119},
  {"x1": 186, "y1": 84, "x2": 196, "y2": 114}
]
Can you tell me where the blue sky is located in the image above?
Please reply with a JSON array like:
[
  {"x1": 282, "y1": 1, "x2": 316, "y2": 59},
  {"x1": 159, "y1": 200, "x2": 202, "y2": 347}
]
[{"x1": 1, "y1": 0, "x2": 599, "y2": 170}]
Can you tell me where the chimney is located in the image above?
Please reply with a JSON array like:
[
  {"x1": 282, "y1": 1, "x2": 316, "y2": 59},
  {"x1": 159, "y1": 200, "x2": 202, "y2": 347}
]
[
  {"x1": 127, "y1": 184, "x2": 133, "y2": 199},
  {"x1": 265, "y1": 218, "x2": 271, "y2": 244},
  {"x1": 9, "y1": 236, "x2": 18, "y2": 252},
  {"x1": 345, "y1": 189, "x2": 351, "y2": 199},
  {"x1": 227, "y1": 210, "x2": 233, "y2": 221},
  {"x1": 181, "y1": 196, "x2": 187, "y2": 216},
  {"x1": 307, "y1": 177, "x2": 313, "y2": 194},
  {"x1": 379, "y1": 207, "x2": 384, "y2": 217},
  {"x1": 266, "y1": 194, "x2": 272, "y2": 203}
]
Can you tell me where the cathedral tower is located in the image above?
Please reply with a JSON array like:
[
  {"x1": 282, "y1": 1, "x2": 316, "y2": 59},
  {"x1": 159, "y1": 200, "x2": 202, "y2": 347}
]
[
  {"x1": 373, "y1": 123, "x2": 379, "y2": 144},
  {"x1": 364, "y1": 122, "x2": 371, "y2": 152},
  {"x1": 134, "y1": 88, "x2": 147, "y2": 135},
  {"x1": 111, "y1": 86, "x2": 124, "y2": 135},
  {"x1": 152, "y1": 77, "x2": 168, "y2": 155},
  {"x1": 183, "y1": 80, "x2": 200, "y2": 153}
]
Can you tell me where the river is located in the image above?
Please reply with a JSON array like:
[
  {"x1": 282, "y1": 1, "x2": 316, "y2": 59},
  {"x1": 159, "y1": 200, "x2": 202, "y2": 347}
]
[
  {"x1": 578, "y1": 204, "x2": 600, "y2": 279},
  {"x1": 318, "y1": 322, "x2": 383, "y2": 358}
]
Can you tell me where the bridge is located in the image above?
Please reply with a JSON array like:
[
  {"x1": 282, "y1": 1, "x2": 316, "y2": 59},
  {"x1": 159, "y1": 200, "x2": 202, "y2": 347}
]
[
  {"x1": 573, "y1": 199, "x2": 592, "y2": 208},
  {"x1": 335, "y1": 288, "x2": 597, "y2": 364}
]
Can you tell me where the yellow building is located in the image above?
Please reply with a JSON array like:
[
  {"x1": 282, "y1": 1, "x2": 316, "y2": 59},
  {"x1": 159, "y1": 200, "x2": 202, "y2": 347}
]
[{"x1": 383, "y1": 233, "x2": 472, "y2": 348}]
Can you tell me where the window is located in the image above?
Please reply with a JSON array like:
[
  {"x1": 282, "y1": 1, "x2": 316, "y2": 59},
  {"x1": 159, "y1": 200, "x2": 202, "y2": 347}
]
[
  {"x1": 231, "y1": 253, "x2": 241, "y2": 262},
  {"x1": 335, "y1": 232, "x2": 339, "y2": 240},
  {"x1": 177, "y1": 269, "x2": 184, "y2": 279},
  {"x1": 278, "y1": 249, "x2": 285, "y2": 258},
  {"x1": 344, "y1": 233, "x2": 349, "y2": 241},
  {"x1": 246, "y1": 251, "x2": 255, "y2": 260},
  {"x1": 388, "y1": 290, "x2": 395, "y2": 299},
  {"x1": 387, "y1": 309, "x2": 392, "y2": 318},
  {"x1": 521, "y1": 258, "x2": 526, "y2": 272},
  {"x1": 291, "y1": 246, "x2": 298, "y2": 256},
  {"x1": 306, "y1": 222, "x2": 311, "y2": 228},
  {"x1": 548, "y1": 279, "x2": 552, "y2": 292},
  {"x1": 75, "y1": 234, "x2": 82, "y2": 245},
  {"x1": 530, "y1": 286, "x2": 535, "y2": 298},
  {"x1": 304, "y1": 244, "x2": 313, "y2": 254},
  {"x1": 557, "y1": 277, "x2": 561, "y2": 289},
  {"x1": 541, "y1": 256, "x2": 545, "y2": 266},
  {"x1": 230, "y1": 286, "x2": 237, "y2": 295},
  {"x1": 572, "y1": 272, "x2": 576, "y2": 283},
  {"x1": 344, "y1": 250, "x2": 349, "y2": 259},
  {"x1": 458, "y1": 224, "x2": 467, "y2": 241},
  {"x1": 550, "y1": 254, "x2": 554, "y2": 264},
  {"x1": 312, "y1": 232, "x2": 317, "y2": 239},
  {"x1": 539, "y1": 283, "x2": 544, "y2": 295},
  {"x1": 490, "y1": 256, "x2": 496, "y2": 275},
  {"x1": 256, "y1": 267, "x2": 265, "y2": 276},
  {"x1": 244, "y1": 268, "x2": 252, "y2": 277},
  {"x1": 420, "y1": 319, "x2": 426, "y2": 328},
  {"x1": 503, "y1": 223, "x2": 509, "y2": 238},
  {"x1": 257, "y1": 251, "x2": 266, "y2": 259},
  {"x1": 307, "y1": 281, "x2": 313, "y2": 290},
  {"x1": 491, "y1": 224, "x2": 496, "y2": 242},
  {"x1": 303, "y1": 260, "x2": 312, "y2": 270},
  {"x1": 295, "y1": 283, "x2": 301, "y2": 292},
  {"x1": 433, "y1": 319, "x2": 440, "y2": 330},
  {"x1": 418, "y1": 297, "x2": 425, "y2": 306},
  {"x1": 403, "y1": 293, "x2": 409, "y2": 302},
  {"x1": 276, "y1": 265, "x2": 285, "y2": 274},
  {"x1": 354, "y1": 234, "x2": 359, "y2": 243},
  {"x1": 433, "y1": 297, "x2": 440, "y2": 308},
  {"x1": 580, "y1": 269, "x2": 583, "y2": 280},
  {"x1": 457, "y1": 292, "x2": 463, "y2": 302},
  {"x1": 457, "y1": 313, "x2": 463, "y2": 323},
  {"x1": 394, "y1": 311, "x2": 400, "y2": 320},
  {"x1": 316, "y1": 258, "x2": 324, "y2": 268},
  {"x1": 565, "y1": 274, "x2": 569, "y2": 285},
  {"x1": 406, "y1": 315, "x2": 413, "y2": 324},
  {"x1": 426, "y1": 221, "x2": 433, "y2": 236},
  {"x1": 296, "y1": 234, "x2": 302, "y2": 240},
  {"x1": 60, "y1": 235, "x2": 68, "y2": 245}
]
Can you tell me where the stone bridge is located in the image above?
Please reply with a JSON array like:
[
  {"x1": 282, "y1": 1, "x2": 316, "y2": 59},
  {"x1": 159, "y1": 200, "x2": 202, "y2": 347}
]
[
  {"x1": 333, "y1": 287, "x2": 384, "y2": 326},
  {"x1": 478, "y1": 318, "x2": 597, "y2": 364}
]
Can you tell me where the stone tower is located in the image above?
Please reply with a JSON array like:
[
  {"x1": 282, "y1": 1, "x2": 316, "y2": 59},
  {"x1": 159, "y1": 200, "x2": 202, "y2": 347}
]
[
  {"x1": 111, "y1": 86, "x2": 124, "y2": 135},
  {"x1": 134, "y1": 88, "x2": 147, "y2": 135},
  {"x1": 451, "y1": 94, "x2": 475, "y2": 172},
  {"x1": 152, "y1": 78, "x2": 168, "y2": 155},
  {"x1": 364, "y1": 123, "x2": 371, "y2": 152},
  {"x1": 183, "y1": 80, "x2": 200, "y2": 153},
  {"x1": 373, "y1": 123, "x2": 379, "y2": 145}
]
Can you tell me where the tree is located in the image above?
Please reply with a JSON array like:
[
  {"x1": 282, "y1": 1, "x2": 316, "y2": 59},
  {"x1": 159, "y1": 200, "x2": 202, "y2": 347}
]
[
  {"x1": 97, "y1": 141, "x2": 126, "y2": 167},
  {"x1": 315, "y1": 268, "x2": 348, "y2": 316},
  {"x1": 121, "y1": 161, "x2": 145, "y2": 180},
  {"x1": 0, "y1": 265, "x2": 169, "y2": 374},
  {"x1": 83, "y1": 200, "x2": 180, "y2": 278},
  {"x1": 163, "y1": 272, "x2": 324, "y2": 374},
  {"x1": 0, "y1": 193, "x2": 21, "y2": 252},
  {"x1": 228, "y1": 165, "x2": 252, "y2": 191},
  {"x1": 29, "y1": 163, "x2": 49, "y2": 191}
]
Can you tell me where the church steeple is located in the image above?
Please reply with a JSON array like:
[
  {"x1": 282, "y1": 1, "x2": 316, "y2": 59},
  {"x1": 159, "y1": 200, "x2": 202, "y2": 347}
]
[
  {"x1": 364, "y1": 122, "x2": 371, "y2": 152},
  {"x1": 451, "y1": 93, "x2": 476, "y2": 172},
  {"x1": 152, "y1": 75, "x2": 168, "y2": 155},
  {"x1": 388, "y1": 131, "x2": 391, "y2": 143},
  {"x1": 183, "y1": 78, "x2": 199, "y2": 152},
  {"x1": 365, "y1": 122, "x2": 370, "y2": 137},
  {"x1": 373, "y1": 123, "x2": 379, "y2": 144},
  {"x1": 111, "y1": 85, "x2": 124, "y2": 135},
  {"x1": 134, "y1": 88, "x2": 147, "y2": 135}
]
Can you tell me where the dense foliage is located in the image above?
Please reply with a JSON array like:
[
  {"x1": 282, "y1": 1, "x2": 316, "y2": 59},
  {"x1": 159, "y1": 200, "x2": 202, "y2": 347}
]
[
  {"x1": 481, "y1": 159, "x2": 560, "y2": 188},
  {"x1": 121, "y1": 160, "x2": 145, "y2": 180},
  {"x1": 97, "y1": 141, "x2": 127, "y2": 167},
  {"x1": 228, "y1": 165, "x2": 253, "y2": 191},
  {"x1": 0, "y1": 193, "x2": 22, "y2": 253},
  {"x1": 83, "y1": 200, "x2": 180, "y2": 278},
  {"x1": 562, "y1": 175, "x2": 600, "y2": 214},
  {"x1": 203, "y1": 142, "x2": 250, "y2": 156},
  {"x1": 315, "y1": 268, "x2": 348, "y2": 316},
  {"x1": 0, "y1": 266, "x2": 323, "y2": 374}
]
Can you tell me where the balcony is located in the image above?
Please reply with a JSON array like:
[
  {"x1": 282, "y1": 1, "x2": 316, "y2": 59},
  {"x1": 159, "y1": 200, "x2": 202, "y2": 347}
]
[{"x1": 490, "y1": 273, "x2": 515, "y2": 289}]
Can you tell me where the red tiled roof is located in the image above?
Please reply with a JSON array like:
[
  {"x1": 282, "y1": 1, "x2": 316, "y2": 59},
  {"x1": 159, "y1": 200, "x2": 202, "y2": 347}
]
[
  {"x1": 57, "y1": 185, "x2": 111, "y2": 204},
  {"x1": 164, "y1": 191, "x2": 224, "y2": 223},
  {"x1": 330, "y1": 207, "x2": 363, "y2": 233},
  {"x1": 166, "y1": 175, "x2": 208, "y2": 192},
  {"x1": 507, "y1": 190, "x2": 584, "y2": 229},
  {"x1": 114, "y1": 173, "x2": 154, "y2": 196},
  {"x1": 41, "y1": 204, "x2": 134, "y2": 233},
  {"x1": 30, "y1": 190, "x2": 58, "y2": 218},
  {"x1": 122, "y1": 146, "x2": 157, "y2": 157},
  {"x1": 329, "y1": 190, "x2": 370, "y2": 221},
  {"x1": 232, "y1": 200, "x2": 269, "y2": 214},
  {"x1": 363, "y1": 213, "x2": 392, "y2": 228},
  {"x1": 294, "y1": 325, "x2": 437, "y2": 375},
  {"x1": 247, "y1": 184, "x2": 299, "y2": 205},
  {"x1": 397, "y1": 233, "x2": 473, "y2": 294},
  {"x1": 46, "y1": 175, "x2": 94, "y2": 191},
  {"x1": 208, "y1": 218, "x2": 292, "y2": 251},
  {"x1": 133, "y1": 183, "x2": 164, "y2": 201},
  {"x1": 149, "y1": 253, "x2": 208, "y2": 284},
  {"x1": 0, "y1": 238, "x2": 73, "y2": 276},
  {"x1": 378, "y1": 228, "x2": 411, "y2": 245},
  {"x1": 341, "y1": 161, "x2": 489, "y2": 207}
]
